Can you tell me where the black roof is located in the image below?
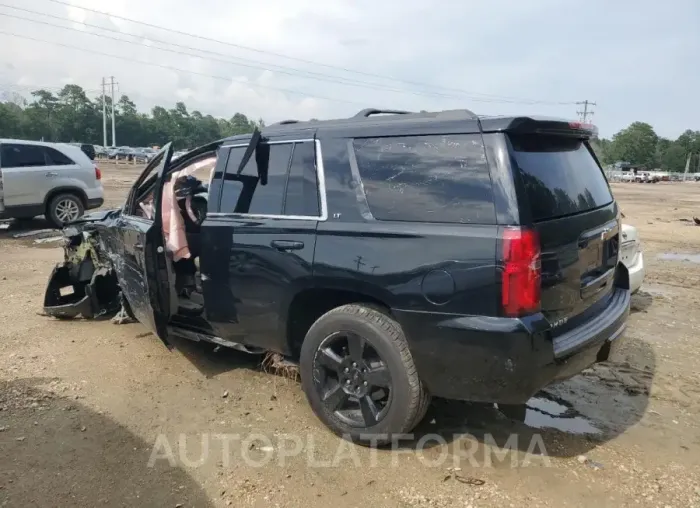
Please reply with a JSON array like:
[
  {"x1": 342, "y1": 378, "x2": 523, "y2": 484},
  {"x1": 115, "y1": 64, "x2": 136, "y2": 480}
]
[{"x1": 222, "y1": 108, "x2": 589, "y2": 143}]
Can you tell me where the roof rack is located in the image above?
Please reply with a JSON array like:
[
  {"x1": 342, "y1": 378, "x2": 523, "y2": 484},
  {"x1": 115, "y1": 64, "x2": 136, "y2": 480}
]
[
  {"x1": 277, "y1": 119, "x2": 299, "y2": 125},
  {"x1": 434, "y1": 109, "x2": 478, "y2": 120},
  {"x1": 352, "y1": 108, "x2": 412, "y2": 119}
]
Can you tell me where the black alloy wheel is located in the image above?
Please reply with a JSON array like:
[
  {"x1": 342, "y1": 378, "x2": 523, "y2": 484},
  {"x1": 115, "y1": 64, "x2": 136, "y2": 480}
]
[
  {"x1": 313, "y1": 330, "x2": 392, "y2": 428},
  {"x1": 300, "y1": 304, "x2": 430, "y2": 446}
]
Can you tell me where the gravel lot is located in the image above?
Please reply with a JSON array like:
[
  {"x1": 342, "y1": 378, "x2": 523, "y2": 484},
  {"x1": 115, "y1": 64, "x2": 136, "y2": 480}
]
[{"x1": 1, "y1": 164, "x2": 699, "y2": 507}]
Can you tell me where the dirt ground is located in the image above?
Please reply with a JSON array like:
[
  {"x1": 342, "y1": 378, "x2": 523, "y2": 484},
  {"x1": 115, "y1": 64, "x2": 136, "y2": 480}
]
[{"x1": 1, "y1": 165, "x2": 699, "y2": 507}]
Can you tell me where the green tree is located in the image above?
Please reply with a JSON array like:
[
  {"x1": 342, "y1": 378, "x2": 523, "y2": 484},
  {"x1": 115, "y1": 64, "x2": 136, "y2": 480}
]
[
  {"x1": 608, "y1": 122, "x2": 659, "y2": 168},
  {"x1": 660, "y1": 142, "x2": 689, "y2": 172},
  {"x1": 4, "y1": 84, "x2": 694, "y2": 162}
]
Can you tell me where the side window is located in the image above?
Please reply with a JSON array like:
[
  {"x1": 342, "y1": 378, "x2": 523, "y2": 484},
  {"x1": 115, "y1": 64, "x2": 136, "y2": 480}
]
[
  {"x1": 352, "y1": 134, "x2": 496, "y2": 224},
  {"x1": 284, "y1": 141, "x2": 320, "y2": 217},
  {"x1": 220, "y1": 143, "x2": 294, "y2": 215},
  {"x1": 0, "y1": 144, "x2": 47, "y2": 168},
  {"x1": 219, "y1": 147, "x2": 246, "y2": 213},
  {"x1": 44, "y1": 147, "x2": 75, "y2": 166}
]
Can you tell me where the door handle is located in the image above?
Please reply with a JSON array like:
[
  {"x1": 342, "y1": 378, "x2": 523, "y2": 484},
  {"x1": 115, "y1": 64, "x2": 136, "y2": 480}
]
[
  {"x1": 270, "y1": 240, "x2": 304, "y2": 251},
  {"x1": 45, "y1": 171, "x2": 58, "y2": 178}
]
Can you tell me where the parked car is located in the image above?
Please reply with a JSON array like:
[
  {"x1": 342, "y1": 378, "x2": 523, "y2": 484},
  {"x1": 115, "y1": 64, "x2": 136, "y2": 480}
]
[
  {"x1": 94, "y1": 145, "x2": 109, "y2": 157},
  {"x1": 141, "y1": 147, "x2": 157, "y2": 162},
  {"x1": 620, "y1": 224, "x2": 644, "y2": 293},
  {"x1": 108, "y1": 147, "x2": 134, "y2": 160},
  {"x1": 42, "y1": 110, "x2": 630, "y2": 444},
  {"x1": 0, "y1": 138, "x2": 104, "y2": 227},
  {"x1": 68, "y1": 142, "x2": 96, "y2": 161}
]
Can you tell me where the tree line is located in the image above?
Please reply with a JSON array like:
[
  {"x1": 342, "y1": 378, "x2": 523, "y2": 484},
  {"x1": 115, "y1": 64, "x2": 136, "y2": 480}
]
[
  {"x1": 0, "y1": 84, "x2": 264, "y2": 150},
  {"x1": 591, "y1": 122, "x2": 699, "y2": 172},
  {"x1": 0, "y1": 84, "x2": 698, "y2": 171}
]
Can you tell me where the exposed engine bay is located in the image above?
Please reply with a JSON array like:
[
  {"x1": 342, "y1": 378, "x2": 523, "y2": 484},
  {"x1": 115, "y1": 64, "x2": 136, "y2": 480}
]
[
  {"x1": 43, "y1": 155, "x2": 215, "y2": 321},
  {"x1": 43, "y1": 220, "x2": 122, "y2": 319}
]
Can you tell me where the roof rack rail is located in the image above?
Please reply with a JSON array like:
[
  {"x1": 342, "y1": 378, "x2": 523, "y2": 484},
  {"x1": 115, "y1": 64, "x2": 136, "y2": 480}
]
[
  {"x1": 435, "y1": 109, "x2": 478, "y2": 120},
  {"x1": 353, "y1": 108, "x2": 412, "y2": 119},
  {"x1": 277, "y1": 119, "x2": 299, "y2": 125}
]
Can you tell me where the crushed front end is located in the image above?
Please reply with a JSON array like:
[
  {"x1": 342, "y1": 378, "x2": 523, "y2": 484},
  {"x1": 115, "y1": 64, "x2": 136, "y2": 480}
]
[{"x1": 43, "y1": 219, "x2": 121, "y2": 319}]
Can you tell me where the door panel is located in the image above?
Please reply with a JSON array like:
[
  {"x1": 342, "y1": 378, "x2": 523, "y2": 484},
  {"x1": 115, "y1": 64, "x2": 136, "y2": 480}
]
[
  {"x1": 201, "y1": 137, "x2": 321, "y2": 351},
  {"x1": 201, "y1": 217, "x2": 317, "y2": 350},
  {"x1": 1, "y1": 166, "x2": 45, "y2": 207},
  {"x1": 109, "y1": 143, "x2": 175, "y2": 346}
]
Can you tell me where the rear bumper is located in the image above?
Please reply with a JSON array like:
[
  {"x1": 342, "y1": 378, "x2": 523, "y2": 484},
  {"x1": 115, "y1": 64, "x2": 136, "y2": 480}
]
[
  {"x1": 627, "y1": 252, "x2": 645, "y2": 294},
  {"x1": 395, "y1": 287, "x2": 630, "y2": 404},
  {"x1": 86, "y1": 198, "x2": 104, "y2": 210}
]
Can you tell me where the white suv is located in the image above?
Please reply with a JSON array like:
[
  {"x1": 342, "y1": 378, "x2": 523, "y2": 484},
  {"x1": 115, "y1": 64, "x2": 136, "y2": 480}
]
[{"x1": 0, "y1": 139, "x2": 104, "y2": 227}]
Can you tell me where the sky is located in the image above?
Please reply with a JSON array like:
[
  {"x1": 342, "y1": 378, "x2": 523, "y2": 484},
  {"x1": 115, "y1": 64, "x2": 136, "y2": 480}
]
[{"x1": 0, "y1": 0, "x2": 698, "y2": 139}]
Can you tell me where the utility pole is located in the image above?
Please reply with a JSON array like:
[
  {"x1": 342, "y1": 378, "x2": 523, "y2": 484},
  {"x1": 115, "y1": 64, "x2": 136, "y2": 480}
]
[
  {"x1": 101, "y1": 77, "x2": 107, "y2": 148},
  {"x1": 683, "y1": 153, "x2": 692, "y2": 182},
  {"x1": 576, "y1": 100, "x2": 596, "y2": 123},
  {"x1": 108, "y1": 76, "x2": 118, "y2": 147}
]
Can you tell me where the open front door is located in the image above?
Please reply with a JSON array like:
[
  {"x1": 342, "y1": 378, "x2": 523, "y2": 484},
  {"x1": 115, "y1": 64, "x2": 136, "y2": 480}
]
[{"x1": 110, "y1": 143, "x2": 176, "y2": 347}]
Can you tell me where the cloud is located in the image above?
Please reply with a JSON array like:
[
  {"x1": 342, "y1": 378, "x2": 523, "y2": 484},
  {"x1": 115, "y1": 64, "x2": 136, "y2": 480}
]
[{"x1": 0, "y1": 0, "x2": 698, "y2": 138}]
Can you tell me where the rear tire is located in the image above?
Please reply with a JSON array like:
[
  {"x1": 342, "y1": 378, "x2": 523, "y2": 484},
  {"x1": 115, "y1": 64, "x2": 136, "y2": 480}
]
[
  {"x1": 300, "y1": 304, "x2": 429, "y2": 446},
  {"x1": 47, "y1": 193, "x2": 84, "y2": 228}
]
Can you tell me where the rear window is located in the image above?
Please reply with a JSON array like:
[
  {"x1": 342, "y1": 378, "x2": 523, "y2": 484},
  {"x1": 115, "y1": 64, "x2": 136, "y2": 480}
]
[
  {"x1": 45, "y1": 147, "x2": 75, "y2": 166},
  {"x1": 508, "y1": 134, "x2": 613, "y2": 221},
  {"x1": 353, "y1": 134, "x2": 496, "y2": 224}
]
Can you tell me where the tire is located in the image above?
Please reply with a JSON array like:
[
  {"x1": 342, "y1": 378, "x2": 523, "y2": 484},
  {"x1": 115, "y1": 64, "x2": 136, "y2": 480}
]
[
  {"x1": 46, "y1": 193, "x2": 84, "y2": 228},
  {"x1": 300, "y1": 304, "x2": 429, "y2": 446}
]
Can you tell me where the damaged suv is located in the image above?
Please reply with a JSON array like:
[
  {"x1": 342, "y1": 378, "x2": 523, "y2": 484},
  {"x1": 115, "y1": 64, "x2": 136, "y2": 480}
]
[{"x1": 44, "y1": 109, "x2": 630, "y2": 444}]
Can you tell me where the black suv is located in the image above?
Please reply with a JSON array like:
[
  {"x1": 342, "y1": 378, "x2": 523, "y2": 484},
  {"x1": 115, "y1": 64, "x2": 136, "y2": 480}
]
[{"x1": 44, "y1": 108, "x2": 630, "y2": 445}]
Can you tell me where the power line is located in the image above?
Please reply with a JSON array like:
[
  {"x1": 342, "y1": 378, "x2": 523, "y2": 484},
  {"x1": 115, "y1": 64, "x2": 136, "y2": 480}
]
[
  {"x1": 0, "y1": 6, "x2": 573, "y2": 106},
  {"x1": 0, "y1": 30, "x2": 368, "y2": 107},
  {"x1": 0, "y1": 5, "x2": 454, "y2": 101},
  {"x1": 37, "y1": 0, "x2": 576, "y2": 106},
  {"x1": 0, "y1": 81, "x2": 248, "y2": 111},
  {"x1": 0, "y1": 81, "x2": 101, "y2": 94},
  {"x1": 0, "y1": 9, "x2": 456, "y2": 103},
  {"x1": 576, "y1": 100, "x2": 596, "y2": 123}
]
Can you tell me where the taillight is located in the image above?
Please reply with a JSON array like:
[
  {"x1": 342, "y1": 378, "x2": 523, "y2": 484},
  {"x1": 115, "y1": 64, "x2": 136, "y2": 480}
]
[
  {"x1": 501, "y1": 227, "x2": 541, "y2": 317},
  {"x1": 94, "y1": 166, "x2": 102, "y2": 180}
]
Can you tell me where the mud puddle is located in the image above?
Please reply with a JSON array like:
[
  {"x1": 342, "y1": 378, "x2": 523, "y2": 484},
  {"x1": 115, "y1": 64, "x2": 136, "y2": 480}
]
[{"x1": 524, "y1": 395, "x2": 600, "y2": 435}]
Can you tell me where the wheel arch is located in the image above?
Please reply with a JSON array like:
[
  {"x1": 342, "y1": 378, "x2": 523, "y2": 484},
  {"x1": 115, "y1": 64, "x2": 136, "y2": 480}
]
[
  {"x1": 44, "y1": 186, "x2": 88, "y2": 212},
  {"x1": 284, "y1": 283, "x2": 395, "y2": 359}
]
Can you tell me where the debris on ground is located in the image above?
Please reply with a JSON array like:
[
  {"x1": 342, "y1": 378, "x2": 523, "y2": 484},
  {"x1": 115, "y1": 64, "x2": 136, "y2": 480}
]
[
  {"x1": 443, "y1": 468, "x2": 485, "y2": 486},
  {"x1": 694, "y1": 217, "x2": 700, "y2": 225},
  {"x1": 34, "y1": 236, "x2": 64, "y2": 245},
  {"x1": 261, "y1": 352, "x2": 299, "y2": 381},
  {"x1": 13, "y1": 229, "x2": 55, "y2": 238},
  {"x1": 111, "y1": 303, "x2": 136, "y2": 325},
  {"x1": 577, "y1": 455, "x2": 604, "y2": 469}
]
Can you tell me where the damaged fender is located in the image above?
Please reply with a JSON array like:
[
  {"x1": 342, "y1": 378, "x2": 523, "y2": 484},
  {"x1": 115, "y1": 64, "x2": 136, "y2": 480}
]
[{"x1": 43, "y1": 214, "x2": 122, "y2": 319}]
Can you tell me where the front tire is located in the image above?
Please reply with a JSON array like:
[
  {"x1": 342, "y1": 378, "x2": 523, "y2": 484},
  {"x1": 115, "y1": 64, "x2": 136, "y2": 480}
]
[
  {"x1": 300, "y1": 304, "x2": 430, "y2": 446},
  {"x1": 47, "y1": 193, "x2": 84, "y2": 228}
]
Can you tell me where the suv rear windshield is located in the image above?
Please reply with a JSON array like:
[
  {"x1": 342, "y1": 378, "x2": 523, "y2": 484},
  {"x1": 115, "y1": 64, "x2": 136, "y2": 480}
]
[{"x1": 508, "y1": 134, "x2": 613, "y2": 221}]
